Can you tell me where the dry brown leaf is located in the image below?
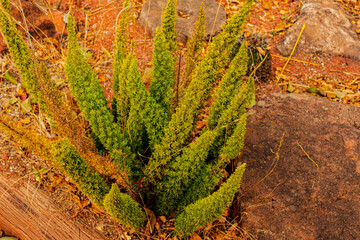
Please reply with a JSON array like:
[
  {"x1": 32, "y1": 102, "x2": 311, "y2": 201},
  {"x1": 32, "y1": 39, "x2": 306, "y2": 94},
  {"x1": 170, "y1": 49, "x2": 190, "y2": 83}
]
[
  {"x1": 225, "y1": 223, "x2": 239, "y2": 239},
  {"x1": 96, "y1": 224, "x2": 104, "y2": 232},
  {"x1": 158, "y1": 233, "x2": 167, "y2": 239},
  {"x1": 159, "y1": 215, "x2": 167, "y2": 223},
  {"x1": 90, "y1": 204, "x2": 104, "y2": 214},
  {"x1": 244, "y1": 30, "x2": 252, "y2": 38},
  {"x1": 190, "y1": 232, "x2": 202, "y2": 240},
  {"x1": 145, "y1": 208, "x2": 157, "y2": 235},
  {"x1": 347, "y1": 91, "x2": 360, "y2": 99},
  {"x1": 19, "y1": 117, "x2": 31, "y2": 124},
  {"x1": 71, "y1": 208, "x2": 79, "y2": 218},
  {"x1": 274, "y1": 21, "x2": 287, "y2": 32},
  {"x1": 99, "y1": 75, "x2": 107, "y2": 83},
  {"x1": 262, "y1": 0, "x2": 272, "y2": 10},
  {"x1": 17, "y1": 88, "x2": 27, "y2": 98},
  {"x1": 71, "y1": 194, "x2": 86, "y2": 209},
  {"x1": 257, "y1": 47, "x2": 266, "y2": 56},
  {"x1": 179, "y1": 11, "x2": 190, "y2": 18},
  {"x1": 218, "y1": 216, "x2": 227, "y2": 223},
  {"x1": 214, "y1": 232, "x2": 226, "y2": 240},
  {"x1": 196, "y1": 120, "x2": 207, "y2": 129}
]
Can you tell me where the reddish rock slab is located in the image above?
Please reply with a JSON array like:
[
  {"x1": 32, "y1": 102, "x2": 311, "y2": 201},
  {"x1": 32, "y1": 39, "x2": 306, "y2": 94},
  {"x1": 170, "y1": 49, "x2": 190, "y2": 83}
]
[
  {"x1": 277, "y1": 0, "x2": 360, "y2": 61},
  {"x1": 138, "y1": 0, "x2": 226, "y2": 43},
  {"x1": 239, "y1": 93, "x2": 360, "y2": 239}
]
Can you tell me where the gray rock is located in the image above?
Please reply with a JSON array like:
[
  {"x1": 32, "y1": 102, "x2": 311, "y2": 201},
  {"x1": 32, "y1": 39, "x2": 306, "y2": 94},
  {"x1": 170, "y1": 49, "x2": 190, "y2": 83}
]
[
  {"x1": 138, "y1": 0, "x2": 227, "y2": 43},
  {"x1": 238, "y1": 93, "x2": 360, "y2": 239},
  {"x1": 277, "y1": 0, "x2": 360, "y2": 61}
]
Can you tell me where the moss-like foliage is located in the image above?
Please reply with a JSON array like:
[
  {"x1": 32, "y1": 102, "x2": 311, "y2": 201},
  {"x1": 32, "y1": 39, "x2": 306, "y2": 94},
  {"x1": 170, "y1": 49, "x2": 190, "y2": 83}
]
[
  {"x1": 125, "y1": 106, "x2": 146, "y2": 154},
  {"x1": 125, "y1": 56, "x2": 168, "y2": 151},
  {"x1": 112, "y1": 0, "x2": 131, "y2": 123},
  {"x1": 177, "y1": 164, "x2": 221, "y2": 211},
  {"x1": 161, "y1": 0, "x2": 177, "y2": 55},
  {"x1": 175, "y1": 164, "x2": 246, "y2": 238},
  {"x1": 207, "y1": 40, "x2": 249, "y2": 129},
  {"x1": 217, "y1": 77, "x2": 254, "y2": 141},
  {"x1": 51, "y1": 138, "x2": 110, "y2": 208},
  {"x1": 104, "y1": 184, "x2": 146, "y2": 230},
  {"x1": 115, "y1": 53, "x2": 132, "y2": 133},
  {"x1": 0, "y1": 0, "x2": 47, "y2": 113},
  {"x1": 182, "y1": 2, "x2": 205, "y2": 89},
  {"x1": 149, "y1": 27, "x2": 175, "y2": 117},
  {"x1": 216, "y1": 114, "x2": 247, "y2": 169},
  {"x1": 65, "y1": 15, "x2": 136, "y2": 172},
  {"x1": 0, "y1": 115, "x2": 52, "y2": 162},
  {"x1": 156, "y1": 129, "x2": 219, "y2": 215}
]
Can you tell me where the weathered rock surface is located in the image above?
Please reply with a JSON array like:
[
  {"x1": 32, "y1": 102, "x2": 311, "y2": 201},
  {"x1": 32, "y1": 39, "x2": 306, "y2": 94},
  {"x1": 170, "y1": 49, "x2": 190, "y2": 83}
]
[
  {"x1": 139, "y1": 0, "x2": 226, "y2": 43},
  {"x1": 239, "y1": 93, "x2": 360, "y2": 239},
  {"x1": 277, "y1": 0, "x2": 360, "y2": 61},
  {"x1": 0, "y1": 0, "x2": 58, "y2": 53}
]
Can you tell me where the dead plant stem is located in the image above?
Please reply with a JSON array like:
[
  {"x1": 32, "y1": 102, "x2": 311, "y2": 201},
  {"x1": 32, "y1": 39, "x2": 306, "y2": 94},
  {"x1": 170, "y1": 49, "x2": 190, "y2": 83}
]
[{"x1": 276, "y1": 24, "x2": 306, "y2": 84}]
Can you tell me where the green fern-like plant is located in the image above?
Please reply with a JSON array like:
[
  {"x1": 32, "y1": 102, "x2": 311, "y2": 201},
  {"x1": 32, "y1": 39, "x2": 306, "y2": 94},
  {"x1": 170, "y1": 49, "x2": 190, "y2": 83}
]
[
  {"x1": 51, "y1": 138, "x2": 110, "y2": 208},
  {"x1": 0, "y1": 0, "x2": 254, "y2": 237},
  {"x1": 175, "y1": 163, "x2": 246, "y2": 237},
  {"x1": 182, "y1": 1, "x2": 205, "y2": 91},
  {"x1": 104, "y1": 184, "x2": 146, "y2": 230}
]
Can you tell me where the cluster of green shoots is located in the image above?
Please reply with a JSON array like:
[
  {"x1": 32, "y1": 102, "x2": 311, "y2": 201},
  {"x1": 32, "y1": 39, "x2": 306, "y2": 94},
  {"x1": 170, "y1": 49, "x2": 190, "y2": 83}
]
[{"x1": 0, "y1": 0, "x2": 254, "y2": 238}]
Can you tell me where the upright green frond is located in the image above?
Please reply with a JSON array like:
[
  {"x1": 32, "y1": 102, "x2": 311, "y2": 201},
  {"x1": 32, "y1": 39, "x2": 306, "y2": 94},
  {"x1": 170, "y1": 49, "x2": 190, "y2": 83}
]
[
  {"x1": 177, "y1": 164, "x2": 220, "y2": 212},
  {"x1": 178, "y1": 119, "x2": 248, "y2": 210},
  {"x1": 125, "y1": 107, "x2": 146, "y2": 155},
  {"x1": 216, "y1": 114, "x2": 247, "y2": 170},
  {"x1": 104, "y1": 184, "x2": 146, "y2": 230},
  {"x1": 52, "y1": 138, "x2": 110, "y2": 208},
  {"x1": 149, "y1": 27, "x2": 175, "y2": 116},
  {"x1": 125, "y1": 56, "x2": 168, "y2": 151},
  {"x1": 208, "y1": 77, "x2": 254, "y2": 161},
  {"x1": 161, "y1": 0, "x2": 177, "y2": 55},
  {"x1": 175, "y1": 164, "x2": 246, "y2": 238},
  {"x1": 156, "y1": 129, "x2": 219, "y2": 215},
  {"x1": 65, "y1": 15, "x2": 92, "y2": 100},
  {"x1": 65, "y1": 16, "x2": 135, "y2": 172},
  {"x1": 207, "y1": 40, "x2": 249, "y2": 129},
  {"x1": 113, "y1": 0, "x2": 130, "y2": 78},
  {"x1": 182, "y1": 2, "x2": 205, "y2": 89},
  {"x1": 218, "y1": 77, "x2": 254, "y2": 132},
  {"x1": 116, "y1": 54, "x2": 132, "y2": 132},
  {"x1": 112, "y1": 0, "x2": 130, "y2": 119},
  {"x1": 181, "y1": 0, "x2": 252, "y2": 112},
  {"x1": 144, "y1": 0, "x2": 252, "y2": 186},
  {"x1": 0, "y1": 0, "x2": 47, "y2": 113}
]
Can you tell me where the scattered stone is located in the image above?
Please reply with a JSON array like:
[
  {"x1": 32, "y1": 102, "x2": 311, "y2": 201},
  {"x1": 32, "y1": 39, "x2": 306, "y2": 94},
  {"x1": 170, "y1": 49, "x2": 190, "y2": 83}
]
[
  {"x1": 277, "y1": 0, "x2": 360, "y2": 61},
  {"x1": 138, "y1": 0, "x2": 227, "y2": 43},
  {"x1": 240, "y1": 93, "x2": 360, "y2": 239}
]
